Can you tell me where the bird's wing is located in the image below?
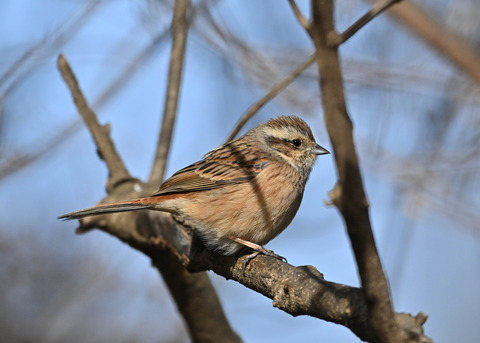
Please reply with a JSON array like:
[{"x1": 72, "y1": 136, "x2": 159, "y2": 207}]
[{"x1": 153, "y1": 141, "x2": 270, "y2": 196}]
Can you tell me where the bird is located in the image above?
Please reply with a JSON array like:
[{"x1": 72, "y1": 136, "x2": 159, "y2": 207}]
[{"x1": 59, "y1": 116, "x2": 329, "y2": 264}]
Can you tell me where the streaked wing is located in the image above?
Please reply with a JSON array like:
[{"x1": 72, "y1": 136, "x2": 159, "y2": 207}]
[{"x1": 153, "y1": 140, "x2": 270, "y2": 196}]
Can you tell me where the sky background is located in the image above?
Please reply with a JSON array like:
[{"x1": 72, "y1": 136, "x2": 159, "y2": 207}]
[{"x1": 0, "y1": 0, "x2": 479, "y2": 342}]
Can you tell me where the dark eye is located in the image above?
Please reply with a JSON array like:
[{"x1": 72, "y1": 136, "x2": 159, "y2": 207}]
[{"x1": 291, "y1": 139, "x2": 302, "y2": 147}]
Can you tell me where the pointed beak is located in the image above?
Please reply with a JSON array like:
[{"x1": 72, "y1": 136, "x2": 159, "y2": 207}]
[{"x1": 311, "y1": 144, "x2": 330, "y2": 155}]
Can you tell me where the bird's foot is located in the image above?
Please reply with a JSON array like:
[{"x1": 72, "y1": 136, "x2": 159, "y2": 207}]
[{"x1": 231, "y1": 237, "x2": 287, "y2": 272}]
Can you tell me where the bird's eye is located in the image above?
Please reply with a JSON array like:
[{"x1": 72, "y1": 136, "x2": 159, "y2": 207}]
[{"x1": 291, "y1": 139, "x2": 302, "y2": 147}]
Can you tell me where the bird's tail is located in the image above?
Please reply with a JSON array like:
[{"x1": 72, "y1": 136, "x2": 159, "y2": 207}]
[{"x1": 58, "y1": 198, "x2": 156, "y2": 221}]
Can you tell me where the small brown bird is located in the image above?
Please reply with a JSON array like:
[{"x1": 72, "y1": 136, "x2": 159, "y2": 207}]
[{"x1": 59, "y1": 116, "x2": 329, "y2": 262}]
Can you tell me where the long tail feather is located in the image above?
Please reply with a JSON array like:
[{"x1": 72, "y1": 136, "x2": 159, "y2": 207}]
[{"x1": 58, "y1": 199, "x2": 152, "y2": 221}]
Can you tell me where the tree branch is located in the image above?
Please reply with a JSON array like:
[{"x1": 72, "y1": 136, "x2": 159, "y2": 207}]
[
  {"x1": 305, "y1": 1, "x2": 407, "y2": 342},
  {"x1": 226, "y1": 54, "x2": 316, "y2": 142},
  {"x1": 287, "y1": 0, "x2": 310, "y2": 30},
  {"x1": 57, "y1": 54, "x2": 132, "y2": 191},
  {"x1": 75, "y1": 210, "x2": 429, "y2": 342},
  {"x1": 149, "y1": 0, "x2": 191, "y2": 185},
  {"x1": 334, "y1": 0, "x2": 402, "y2": 45}
]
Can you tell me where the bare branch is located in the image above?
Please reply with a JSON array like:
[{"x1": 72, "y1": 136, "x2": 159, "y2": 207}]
[
  {"x1": 378, "y1": 0, "x2": 480, "y2": 85},
  {"x1": 226, "y1": 54, "x2": 316, "y2": 142},
  {"x1": 306, "y1": 1, "x2": 406, "y2": 341},
  {"x1": 149, "y1": 0, "x2": 191, "y2": 185},
  {"x1": 75, "y1": 209, "x2": 430, "y2": 342},
  {"x1": 57, "y1": 54, "x2": 131, "y2": 191},
  {"x1": 288, "y1": 0, "x2": 310, "y2": 30},
  {"x1": 335, "y1": 0, "x2": 402, "y2": 46}
]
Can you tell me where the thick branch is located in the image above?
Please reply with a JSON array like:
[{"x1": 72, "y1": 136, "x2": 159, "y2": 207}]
[
  {"x1": 57, "y1": 54, "x2": 132, "y2": 191},
  {"x1": 306, "y1": 1, "x2": 404, "y2": 342},
  {"x1": 75, "y1": 210, "x2": 428, "y2": 342},
  {"x1": 226, "y1": 54, "x2": 316, "y2": 141},
  {"x1": 150, "y1": 0, "x2": 191, "y2": 185}
]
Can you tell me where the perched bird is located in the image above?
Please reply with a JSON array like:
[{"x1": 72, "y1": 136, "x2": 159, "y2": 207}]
[{"x1": 59, "y1": 116, "x2": 329, "y2": 262}]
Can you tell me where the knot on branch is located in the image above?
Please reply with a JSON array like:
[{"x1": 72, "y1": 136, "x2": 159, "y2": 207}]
[
  {"x1": 396, "y1": 312, "x2": 433, "y2": 343},
  {"x1": 326, "y1": 182, "x2": 342, "y2": 208}
]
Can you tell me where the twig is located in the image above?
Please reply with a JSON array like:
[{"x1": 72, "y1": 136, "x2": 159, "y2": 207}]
[
  {"x1": 57, "y1": 54, "x2": 131, "y2": 190},
  {"x1": 149, "y1": 0, "x2": 191, "y2": 185},
  {"x1": 335, "y1": 0, "x2": 402, "y2": 45},
  {"x1": 288, "y1": 0, "x2": 310, "y2": 30},
  {"x1": 226, "y1": 54, "x2": 316, "y2": 141},
  {"x1": 306, "y1": 1, "x2": 405, "y2": 342}
]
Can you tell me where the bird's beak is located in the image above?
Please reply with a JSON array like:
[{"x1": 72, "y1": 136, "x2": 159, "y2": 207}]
[{"x1": 311, "y1": 144, "x2": 330, "y2": 155}]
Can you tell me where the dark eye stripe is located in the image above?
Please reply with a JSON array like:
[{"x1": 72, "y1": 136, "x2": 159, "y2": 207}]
[{"x1": 267, "y1": 136, "x2": 294, "y2": 157}]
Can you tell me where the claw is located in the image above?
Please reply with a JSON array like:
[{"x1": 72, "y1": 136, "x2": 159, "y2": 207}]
[{"x1": 242, "y1": 251, "x2": 261, "y2": 271}]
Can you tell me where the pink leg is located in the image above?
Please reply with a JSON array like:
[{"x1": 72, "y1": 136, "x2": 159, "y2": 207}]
[{"x1": 231, "y1": 237, "x2": 287, "y2": 271}]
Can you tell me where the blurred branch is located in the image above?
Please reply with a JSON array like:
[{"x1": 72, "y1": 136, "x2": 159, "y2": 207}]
[
  {"x1": 0, "y1": 0, "x2": 102, "y2": 176},
  {"x1": 287, "y1": 0, "x2": 309, "y2": 30},
  {"x1": 360, "y1": 134, "x2": 480, "y2": 237},
  {"x1": 0, "y1": 25, "x2": 170, "y2": 183},
  {"x1": 95, "y1": 30, "x2": 171, "y2": 110},
  {"x1": 0, "y1": 0, "x2": 102, "y2": 92},
  {"x1": 197, "y1": 6, "x2": 318, "y2": 115},
  {"x1": 305, "y1": 1, "x2": 410, "y2": 342},
  {"x1": 375, "y1": 0, "x2": 480, "y2": 85},
  {"x1": 335, "y1": 0, "x2": 402, "y2": 45},
  {"x1": 226, "y1": 54, "x2": 316, "y2": 141},
  {"x1": 149, "y1": 0, "x2": 191, "y2": 185},
  {"x1": 57, "y1": 54, "x2": 132, "y2": 191},
  {"x1": 0, "y1": 121, "x2": 80, "y2": 181}
]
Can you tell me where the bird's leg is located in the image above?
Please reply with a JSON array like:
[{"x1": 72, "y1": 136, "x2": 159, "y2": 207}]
[{"x1": 231, "y1": 237, "x2": 287, "y2": 271}]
